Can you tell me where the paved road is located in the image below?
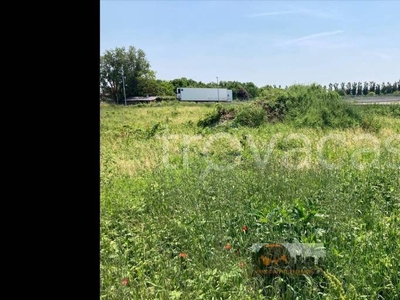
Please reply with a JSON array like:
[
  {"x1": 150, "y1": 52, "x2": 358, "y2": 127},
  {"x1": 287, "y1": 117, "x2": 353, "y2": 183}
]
[{"x1": 343, "y1": 96, "x2": 400, "y2": 105}]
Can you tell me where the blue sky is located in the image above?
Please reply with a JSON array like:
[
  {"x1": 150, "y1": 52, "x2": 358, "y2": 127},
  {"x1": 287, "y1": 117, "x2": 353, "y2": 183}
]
[{"x1": 100, "y1": 1, "x2": 400, "y2": 87}]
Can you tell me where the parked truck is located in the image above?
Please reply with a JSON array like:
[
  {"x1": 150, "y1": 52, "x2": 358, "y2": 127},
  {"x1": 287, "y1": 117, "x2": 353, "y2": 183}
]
[{"x1": 176, "y1": 87, "x2": 233, "y2": 102}]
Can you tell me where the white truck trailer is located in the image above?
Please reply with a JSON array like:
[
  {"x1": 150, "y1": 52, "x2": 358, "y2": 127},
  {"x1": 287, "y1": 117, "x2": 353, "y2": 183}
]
[{"x1": 176, "y1": 87, "x2": 233, "y2": 102}]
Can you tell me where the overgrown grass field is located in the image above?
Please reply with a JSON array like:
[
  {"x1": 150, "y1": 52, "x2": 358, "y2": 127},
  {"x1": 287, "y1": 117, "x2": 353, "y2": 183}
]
[{"x1": 101, "y1": 87, "x2": 400, "y2": 299}]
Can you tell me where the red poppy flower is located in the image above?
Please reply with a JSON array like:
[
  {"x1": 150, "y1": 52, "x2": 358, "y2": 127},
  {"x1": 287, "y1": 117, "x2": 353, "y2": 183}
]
[
  {"x1": 122, "y1": 278, "x2": 129, "y2": 286},
  {"x1": 179, "y1": 252, "x2": 188, "y2": 258},
  {"x1": 242, "y1": 226, "x2": 248, "y2": 233},
  {"x1": 224, "y1": 244, "x2": 232, "y2": 250}
]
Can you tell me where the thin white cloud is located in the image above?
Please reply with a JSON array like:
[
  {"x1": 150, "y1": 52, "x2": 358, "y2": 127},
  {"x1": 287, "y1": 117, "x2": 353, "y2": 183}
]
[
  {"x1": 279, "y1": 30, "x2": 345, "y2": 46},
  {"x1": 298, "y1": 8, "x2": 331, "y2": 18},
  {"x1": 281, "y1": 3, "x2": 344, "y2": 21},
  {"x1": 293, "y1": 7, "x2": 337, "y2": 20},
  {"x1": 247, "y1": 5, "x2": 342, "y2": 21},
  {"x1": 246, "y1": 11, "x2": 296, "y2": 18},
  {"x1": 365, "y1": 51, "x2": 392, "y2": 60}
]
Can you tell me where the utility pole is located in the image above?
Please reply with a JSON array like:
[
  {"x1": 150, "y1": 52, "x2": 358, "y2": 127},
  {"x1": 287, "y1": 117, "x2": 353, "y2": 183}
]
[
  {"x1": 122, "y1": 67, "x2": 127, "y2": 106},
  {"x1": 216, "y1": 76, "x2": 219, "y2": 101}
]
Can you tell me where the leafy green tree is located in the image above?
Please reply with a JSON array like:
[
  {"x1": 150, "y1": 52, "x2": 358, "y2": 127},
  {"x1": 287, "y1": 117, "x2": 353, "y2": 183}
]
[
  {"x1": 197, "y1": 81, "x2": 208, "y2": 88},
  {"x1": 381, "y1": 82, "x2": 386, "y2": 94},
  {"x1": 357, "y1": 82, "x2": 362, "y2": 96},
  {"x1": 136, "y1": 76, "x2": 158, "y2": 96},
  {"x1": 346, "y1": 82, "x2": 352, "y2": 95},
  {"x1": 156, "y1": 80, "x2": 175, "y2": 96},
  {"x1": 363, "y1": 81, "x2": 369, "y2": 96},
  {"x1": 369, "y1": 81, "x2": 375, "y2": 93},
  {"x1": 352, "y1": 82, "x2": 357, "y2": 96},
  {"x1": 100, "y1": 47, "x2": 126, "y2": 103},
  {"x1": 127, "y1": 48, "x2": 157, "y2": 96},
  {"x1": 100, "y1": 46, "x2": 156, "y2": 103},
  {"x1": 393, "y1": 80, "x2": 399, "y2": 92},
  {"x1": 385, "y1": 82, "x2": 392, "y2": 94},
  {"x1": 237, "y1": 87, "x2": 249, "y2": 100},
  {"x1": 341, "y1": 82, "x2": 346, "y2": 95},
  {"x1": 170, "y1": 77, "x2": 193, "y2": 91},
  {"x1": 242, "y1": 82, "x2": 259, "y2": 98},
  {"x1": 333, "y1": 83, "x2": 339, "y2": 92},
  {"x1": 376, "y1": 83, "x2": 381, "y2": 95}
]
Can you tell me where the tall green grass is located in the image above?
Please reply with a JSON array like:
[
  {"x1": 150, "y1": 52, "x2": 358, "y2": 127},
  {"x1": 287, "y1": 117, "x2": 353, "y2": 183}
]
[{"x1": 101, "y1": 99, "x2": 400, "y2": 299}]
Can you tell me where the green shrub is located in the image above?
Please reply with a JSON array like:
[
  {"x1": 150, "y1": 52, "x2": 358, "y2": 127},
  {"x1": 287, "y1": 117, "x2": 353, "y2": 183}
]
[
  {"x1": 233, "y1": 104, "x2": 265, "y2": 127},
  {"x1": 368, "y1": 91, "x2": 376, "y2": 96},
  {"x1": 197, "y1": 104, "x2": 225, "y2": 127},
  {"x1": 361, "y1": 116, "x2": 382, "y2": 133},
  {"x1": 257, "y1": 84, "x2": 366, "y2": 129},
  {"x1": 197, "y1": 109, "x2": 222, "y2": 128},
  {"x1": 198, "y1": 84, "x2": 387, "y2": 129}
]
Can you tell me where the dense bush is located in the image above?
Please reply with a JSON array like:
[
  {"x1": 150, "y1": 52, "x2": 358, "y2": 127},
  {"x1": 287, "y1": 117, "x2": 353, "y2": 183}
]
[
  {"x1": 257, "y1": 84, "x2": 366, "y2": 129},
  {"x1": 197, "y1": 103, "x2": 235, "y2": 127},
  {"x1": 197, "y1": 84, "x2": 387, "y2": 130},
  {"x1": 197, "y1": 108, "x2": 222, "y2": 128},
  {"x1": 233, "y1": 105, "x2": 265, "y2": 127}
]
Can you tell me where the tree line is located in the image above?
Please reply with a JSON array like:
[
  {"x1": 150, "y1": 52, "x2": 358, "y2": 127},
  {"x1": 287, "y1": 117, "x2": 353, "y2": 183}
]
[
  {"x1": 100, "y1": 46, "x2": 400, "y2": 103},
  {"x1": 322, "y1": 81, "x2": 400, "y2": 96}
]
